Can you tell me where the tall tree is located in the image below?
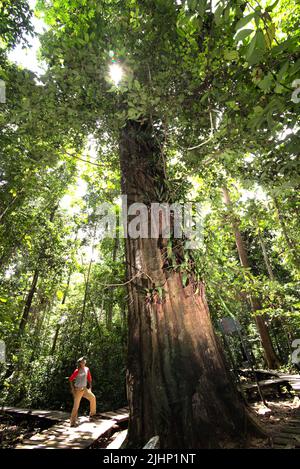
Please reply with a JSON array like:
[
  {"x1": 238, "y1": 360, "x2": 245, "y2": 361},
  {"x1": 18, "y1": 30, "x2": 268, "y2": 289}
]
[
  {"x1": 120, "y1": 120, "x2": 262, "y2": 447},
  {"x1": 222, "y1": 185, "x2": 280, "y2": 369}
]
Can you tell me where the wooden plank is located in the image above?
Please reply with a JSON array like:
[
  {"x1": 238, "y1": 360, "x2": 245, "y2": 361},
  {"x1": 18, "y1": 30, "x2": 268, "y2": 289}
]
[
  {"x1": 290, "y1": 383, "x2": 300, "y2": 392},
  {"x1": 281, "y1": 428, "x2": 300, "y2": 435},
  {"x1": 99, "y1": 407, "x2": 129, "y2": 423},
  {"x1": 277, "y1": 374, "x2": 300, "y2": 394},
  {"x1": 243, "y1": 378, "x2": 289, "y2": 390},
  {"x1": 15, "y1": 417, "x2": 116, "y2": 449},
  {"x1": 1, "y1": 407, "x2": 69, "y2": 421},
  {"x1": 278, "y1": 374, "x2": 300, "y2": 380},
  {"x1": 240, "y1": 370, "x2": 300, "y2": 395},
  {"x1": 239, "y1": 369, "x2": 280, "y2": 378},
  {"x1": 106, "y1": 430, "x2": 127, "y2": 449},
  {"x1": 285, "y1": 419, "x2": 300, "y2": 424},
  {"x1": 100, "y1": 414, "x2": 128, "y2": 423},
  {"x1": 273, "y1": 438, "x2": 296, "y2": 447},
  {"x1": 280, "y1": 434, "x2": 300, "y2": 443},
  {"x1": 273, "y1": 435, "x2": 300, "y2": 445},
  {"x1": 118, "y1": 409, "x2": 130, "y2": 414}
]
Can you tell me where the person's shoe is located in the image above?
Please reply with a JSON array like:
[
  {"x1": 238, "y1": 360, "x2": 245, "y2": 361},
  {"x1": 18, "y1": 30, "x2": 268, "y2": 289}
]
[{"x1": 89, "y1": 415, "x2": 97, "y2": 422}]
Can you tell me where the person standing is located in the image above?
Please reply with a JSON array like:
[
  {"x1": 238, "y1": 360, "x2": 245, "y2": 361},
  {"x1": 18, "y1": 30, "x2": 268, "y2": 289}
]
[{"x1": 69, "y1": 356, "x2": 96, "y2": 427}]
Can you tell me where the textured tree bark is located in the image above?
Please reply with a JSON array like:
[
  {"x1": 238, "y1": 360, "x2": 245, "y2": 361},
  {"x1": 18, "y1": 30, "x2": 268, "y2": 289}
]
[
  {"x1": 50, "y1": 267, "x2": 72, "y2": 355},
  {"x1": 77, "y1": 255, "x2": 93, "y2": 351},
  {"x1": 258, "y1": 230, "x2": 275, "y2": 281},
  {"x1": 19, "y1": 269, "x2": 39, "y2": 336},
  {"x1": 120, "y1": 121, "x2": 263, "y2": 449},
  {"x1": 222, "y1": 187, "x2": 280, "y2": 370},
  {"x1": 106, "y1": 234, "x2": 119, "y2": 329}
]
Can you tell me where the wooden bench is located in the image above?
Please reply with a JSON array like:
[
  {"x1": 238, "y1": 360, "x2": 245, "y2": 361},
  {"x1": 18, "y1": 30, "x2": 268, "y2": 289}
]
[
  {"x1": 238, "y1": 368, "x2": 280, "y2": 380},
  {"x1": 278, "y1": 373, "x2": 300, "y2": 395},
  {"x1": 242, "y1": 377, "x2": 292, "y2": 399}
]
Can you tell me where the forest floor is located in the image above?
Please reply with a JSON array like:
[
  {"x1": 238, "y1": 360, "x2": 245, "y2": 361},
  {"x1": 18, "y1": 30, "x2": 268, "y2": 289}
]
[
  {"x1": 0, "y1": 412, "x2": 53, "y2": 449},
  {"x1": 249, "y1": 395, "x2": 300, "y2": 448}
]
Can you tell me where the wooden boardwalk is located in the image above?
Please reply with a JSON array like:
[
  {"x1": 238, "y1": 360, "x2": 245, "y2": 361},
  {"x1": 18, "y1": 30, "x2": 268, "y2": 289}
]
[
  {"x1": 240, "y1": 370, "x2": 300, "y2": 398},
  {"x1": 272, "y1": 415, "x2": 300, "y2": 449},
  {"x1": 1, "y1": 406, "x2": 129, "y2": 449},
  {"x1": 99, "y1": 408, "x2": 129, "y2": 423},
  {"x1": 106, "y1": 429, "x2": 128, "y2": 449},
  {"x1": 1, "y1": 406, "x2": 69, "y2": 421},
  {"x1": 278, "y1": 373, "x2": 300, "y2": 394},
  {"x1": 273, "y1": 372, "x2": 300, "y2": 448}
]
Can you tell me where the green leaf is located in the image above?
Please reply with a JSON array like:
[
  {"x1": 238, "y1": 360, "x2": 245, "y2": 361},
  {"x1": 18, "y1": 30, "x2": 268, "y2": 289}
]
[
  {"x1": 226, "y1": 101, "x2": 239, "y2": 110},
  {"x1": 256, "y1": 29, "x2": 266, "y2": 50},
  {"x1": 257, "y1": 73, "x2": 273, "y2": 92},
  {"x1": 245, "y1": 35, "x2": 257, "y2": 64},
  {"x1": 214, "y1": 4, "x2": 224, "y2": 25},
  {"x1": 277, "y1": 61, "x2": 289, "y2": 81},
  {"x1": 133, "y1": 79, "x2": 141, "y2": 90},
  {"x1": 235, "y1": 13, "x2": 255, "y2": 32},
  {"x1": 266, "y1": 0, "x2": 280, "y2": 12},
  {"x1": 234, "y1": 28, "x2": 254, "y2": 42},
  {"x1": 264, "y1": 23, "x2": 275, "y2": 48},
  {"x1": 290, "y1": 59, "x2": 300, "y2": 77},
  {"x1": 224, "y1": 50, "x2": 239, "y2": 61},
  {"x1": 127, "y1": 107, "x2": 141, "y2": 120},
  {"x1": 246, "y1": 30, "x2": 266, "y2": 65},
  {"x1": 196, "y1": 0, "x2": 207, "y2": 16},
  {"x1": 182, "y1": 273, "x2": 188, "y2": 286},
  {"x1": 56, "y1": 290, "x2": 64, "y2": 301},
  {"x1": 253, "y1": 105, "x2": 264, "y2": 114}
]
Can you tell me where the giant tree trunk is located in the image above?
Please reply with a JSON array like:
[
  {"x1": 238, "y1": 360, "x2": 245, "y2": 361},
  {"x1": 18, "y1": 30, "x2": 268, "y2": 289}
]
[
  {"x1": 120, "y1": 120, "x2": 263, "y2": 449},
  {"x1": 222, "y1": 187, "x2": 280, "y2": 369}
]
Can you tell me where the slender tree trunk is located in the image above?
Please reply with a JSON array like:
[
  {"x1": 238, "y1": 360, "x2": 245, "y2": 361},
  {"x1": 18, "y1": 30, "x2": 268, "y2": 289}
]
[
  {"x1": 120, "y1": 120, "x2": 263, "y2": 449},
  {"x1": 51, "y1": 228, "x2": 79, "y2": 354},
  {"x1": 77, "y1": 257, "x2": 93, "y2": 351},
  {"x1": 273, "y1": 196, "x2": 300, "y2": 269},
  {"x1": 222, "y1": 187, "x2": 280, "y2": 369},
  {"x1": 19, "y1": 269, "x2": 39, "y2": 336},
  {"x1": 89, "y1": 296, "x2": 103, "y2": 341},
  {"x1": 30, "y1": 298, "x2": 50, "y2": 361},
  {"x1": 77, "y1": 226, "x2": 96, "y2": 353},
  {"x1": 50, "y1": 269, "x2": 72, "y2": 355},
  {"x1": 258, "y1": 230, "x2": 275, "y2": 280},
  {"x1": 106, "y1": 234, "x2": 119, "y2": 329}
]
